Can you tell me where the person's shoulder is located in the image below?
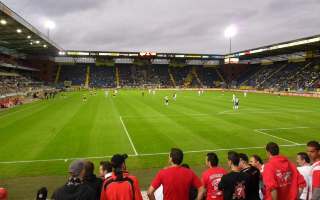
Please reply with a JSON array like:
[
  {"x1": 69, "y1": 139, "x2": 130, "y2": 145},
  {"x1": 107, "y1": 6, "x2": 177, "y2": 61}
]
[{"x1": 80, "y1": 183, "x2": 96, "y2": 194}]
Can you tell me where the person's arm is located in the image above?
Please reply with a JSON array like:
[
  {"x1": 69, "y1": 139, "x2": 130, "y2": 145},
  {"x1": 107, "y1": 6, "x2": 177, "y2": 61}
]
[
  {"x1": 196, "y1": 186, "x2": 205, "y2": 200},
  {"x1": 271, "y1": 189, "x2": 277, "y2": 200},
  {"x1": 147, "y1": 186, "x2": 156, "y2": 200},
  {"x1": 148, "y1": 171, "x2": 161, "y2": 200}
]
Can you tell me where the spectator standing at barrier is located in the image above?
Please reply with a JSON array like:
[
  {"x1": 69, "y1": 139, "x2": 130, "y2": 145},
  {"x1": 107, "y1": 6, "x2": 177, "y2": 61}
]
[
  {"x1": 249, "y1": 155, "x2": 264, "y2": 173},
  {"x1": 83, "y1": 161, "x2": 103, "y2": 200},
  {"x1": 0, "y1": 188, "x2": 8, "y2": 200},
  {"x1": 100, "y1": 154, "x2": 143, "y2": 200},
  {"x1": 262, "y1": 142, "x2": 306, "y2": 200},
  {"x1": 306, "y1": 141, "x2": 320, "y2": 200},
  {"x1": 99, "y1": 161, "x2": 113, "y2": 180},
  {"x1": 249, "y1": 154, "x2": 265, "y2": 199},
  {"x1": 52, "y1": 160, "x2": 96, "y2": 200},
  {"x1": 218, "y1": 151, "x2": 251, "y2": 200},
  {"x1": 239, "y1": 153, "x2": 261, "y2": 200},
  {"x1": 147, "y1": 148, "x2": 203, "y2": 200},
  {"x1": 296, "y1": 152, "x2": 312, "y2": 200},
  {"x1": 200, "y1": 152, "x2": 226, "y2": 200}
]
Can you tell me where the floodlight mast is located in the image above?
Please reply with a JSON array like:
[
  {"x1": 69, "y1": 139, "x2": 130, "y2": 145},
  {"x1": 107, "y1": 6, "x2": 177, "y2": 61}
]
[
  {"x1": 224, "y1": 25, "x2": 237, "y2": 54},
  {"x1": 44, "y1": 20, "x2": 55, "y2": 39}
]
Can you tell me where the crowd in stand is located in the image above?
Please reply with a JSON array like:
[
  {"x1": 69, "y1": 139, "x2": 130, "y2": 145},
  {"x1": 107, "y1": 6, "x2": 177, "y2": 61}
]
[
  {"x1": 243, "y1": 61, "x2": 320, "y2": 91},
  {"x1": 1, "y1": 141, "x2": 318, "y2": 200}
]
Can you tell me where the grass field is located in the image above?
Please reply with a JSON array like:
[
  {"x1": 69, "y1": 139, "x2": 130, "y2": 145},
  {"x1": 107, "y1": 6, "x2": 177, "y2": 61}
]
[{"x1": 0, "y1": 89, "x2": 319, "y2": 199}]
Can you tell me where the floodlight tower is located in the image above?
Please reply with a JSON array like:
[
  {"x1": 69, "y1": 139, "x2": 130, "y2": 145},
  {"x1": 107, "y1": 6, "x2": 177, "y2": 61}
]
[
  {"x1": 44, "y1": 20, "x2": 56, "y2": 39},
  {"x1": 224, "y1": 25, "x2": 237, "y2": 53}
]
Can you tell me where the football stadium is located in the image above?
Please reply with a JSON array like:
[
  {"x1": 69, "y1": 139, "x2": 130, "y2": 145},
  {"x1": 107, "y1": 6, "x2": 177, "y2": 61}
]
[{"x1": 1, "y1": 1, "x2": 320, "y2": 200}]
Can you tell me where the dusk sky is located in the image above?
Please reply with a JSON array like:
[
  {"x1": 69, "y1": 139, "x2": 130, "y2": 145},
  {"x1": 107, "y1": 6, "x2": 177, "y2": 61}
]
[{"x1": 2, "y1": 0, "x2": 320, "y2": 54}]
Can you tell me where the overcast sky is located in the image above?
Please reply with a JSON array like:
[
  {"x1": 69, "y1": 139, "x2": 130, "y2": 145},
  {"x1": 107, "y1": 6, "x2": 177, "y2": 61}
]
[{"x1": 2, "y1": 0, "x2": 320, "y2": 54}]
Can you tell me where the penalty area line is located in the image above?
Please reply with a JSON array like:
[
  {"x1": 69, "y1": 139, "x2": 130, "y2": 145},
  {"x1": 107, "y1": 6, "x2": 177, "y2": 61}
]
[
  {"x1": 120, "y1": 116, "x2": 139, "y2": 156},
  {"x1": 254, "y1": 128, "x2": 304, "y2": 145}
]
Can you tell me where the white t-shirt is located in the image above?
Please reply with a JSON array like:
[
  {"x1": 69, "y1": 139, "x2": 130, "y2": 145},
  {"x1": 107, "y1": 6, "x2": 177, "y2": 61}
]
[
  {"x1": 298, "y1": 165, "x2": 312, "y2": 200},
  {"x1": 154, "y1": 185, "x2": 163, "y2": 200}
]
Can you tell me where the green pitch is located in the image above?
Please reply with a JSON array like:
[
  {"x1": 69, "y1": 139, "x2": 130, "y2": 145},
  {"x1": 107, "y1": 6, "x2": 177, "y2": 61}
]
[{"x1": 0, "y1": 89, "x2": 319, "y2": 179}]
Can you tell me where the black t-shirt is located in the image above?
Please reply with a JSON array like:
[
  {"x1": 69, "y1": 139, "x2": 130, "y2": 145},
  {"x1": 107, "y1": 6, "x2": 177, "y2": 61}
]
[
  {"x1": 218, "y1": 171, "x2": 250, "y2": 200},
  {"x1": 241, "y1": 166, "x2": 261, "y2": 200},
  {"x1": 52, "y1": 183, "x2": 96, "y2": 200}
]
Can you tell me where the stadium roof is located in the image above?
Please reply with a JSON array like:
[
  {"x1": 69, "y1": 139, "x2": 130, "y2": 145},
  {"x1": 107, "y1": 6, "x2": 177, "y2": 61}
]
[
  {"x1": 226, "y1": 34, "x2": 320, "y2": 60},
  {"x1": 0, "y1": 1, "x2": 319, "y2": 63},
  {"x1": 0, "y1": 2, "x2": 62, "y2": 57}
]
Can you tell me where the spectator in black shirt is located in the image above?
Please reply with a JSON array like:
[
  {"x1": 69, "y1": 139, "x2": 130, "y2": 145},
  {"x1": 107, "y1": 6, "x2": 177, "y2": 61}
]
[
  {"x1": 83, "y1": 161, "x2": 103, "y2": 200},
  {"x1": 239, "y1": 153, "x2": 261, "y2": 200},
  {"x1": 218, "y1": 151, "x2": 250, "y2": 200},
  {"x1": 52, "y1": 160, "x2": 96, "y2": 200}
]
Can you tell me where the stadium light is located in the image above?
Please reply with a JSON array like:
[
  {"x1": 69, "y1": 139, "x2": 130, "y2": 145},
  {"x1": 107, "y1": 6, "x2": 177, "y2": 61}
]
[
  {"x1": 224, "y1": 25, "x2": 237, "y2": 53},
  {"x1": 16, "y1": 29, "x2": 22, "y2": 33},
  {"x1": 44, "y1": 20, "x2": 55, "y2": 39},
  {"x1": 27, "y1": 35, "x2": 31, "y2": 39},
  {"x1": 43, "y1": 44, "x2": 47, "y2": 48},
  {"x1": 0, "y1": 19, "x2": 7, "y2": 25},
  {"x1": 35, "y1": 40, "x2": 40, "y2": 44}
]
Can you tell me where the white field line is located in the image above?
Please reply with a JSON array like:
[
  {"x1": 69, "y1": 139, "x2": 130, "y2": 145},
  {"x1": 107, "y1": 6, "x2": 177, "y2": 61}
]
[
  {"x1": 120, "y1": 116, "x2": 139, "y2": 156},
  {"x1": 253, "y1": 127, "x2": 309, "y2": 145},
  {"x1": 0, "y1": 144, "x2": 304, "y2": 164},
  {"x1": 258, "y1": 127, "x2": 310, "y2": 131}
]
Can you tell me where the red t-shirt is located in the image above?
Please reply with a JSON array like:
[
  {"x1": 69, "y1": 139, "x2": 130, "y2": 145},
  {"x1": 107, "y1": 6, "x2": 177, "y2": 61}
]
[
  {"x1": 311, "y1": 161, "x2": 320, "y2": 190},
  {"x1": 100, "y1": 172, "x2": 143, "y2": 200},
  {"x1": 151, "y1": 166, "x2": 202, "y2": 200},
  {"x1": 262, "y1": 155, "x2": 306, "y2": 200},
  {"x1": 202, "y1": 167, "x2": 227, "y2": 200}
]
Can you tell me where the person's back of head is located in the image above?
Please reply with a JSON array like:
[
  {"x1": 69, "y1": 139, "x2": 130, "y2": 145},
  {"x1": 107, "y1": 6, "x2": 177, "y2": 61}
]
[
  {"x1": 69, "y1": 159, "x2": 85, "y2": 179},
  {"x1": 36, "y1": 187, "x2": 47, "y2": 200},
  {"x1": 84, "y1": 161, "x2": 95, "y2": 178},
  {"x1": 0, "y1": 188, "x2": 7, "y2": 200},
  {"x1": 207, "y1": 152, "x2": 219, "y2": 168},
  {"x1": 170, "y1": 148, "x2": 183, "y2": 165},
  {"x1": 266, "y1": 142, "x2": 280, "y2": 157},
  {"x1": 111, "y1": 154, "x2": 128, "y2": 180},
  {"x1": 228, "y1": 151, "x2": 240, "y2": 167},
  {"x1": 238, "y1": 153, "x2": 249, "y2": 169},
  {"x1": 181, "y1": 163, "x2": 190, "y2": 169}
]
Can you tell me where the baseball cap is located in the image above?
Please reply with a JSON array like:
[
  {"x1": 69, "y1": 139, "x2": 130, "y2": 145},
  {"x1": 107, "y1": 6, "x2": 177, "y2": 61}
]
[
  {"x1": 0, "y1": 188, "x2": 7, "y2": 200},
  {"x1": 69, "y1": 160, "x2": 85, "y2": 177},
  {"x1": 111, "y1": 154, "x2": 128, "y2": 168}
]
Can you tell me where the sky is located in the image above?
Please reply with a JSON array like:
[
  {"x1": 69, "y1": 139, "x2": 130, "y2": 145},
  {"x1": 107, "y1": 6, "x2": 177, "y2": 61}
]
[{"x1": 2, "y1": 0, "x2": 320, "y2": 54}]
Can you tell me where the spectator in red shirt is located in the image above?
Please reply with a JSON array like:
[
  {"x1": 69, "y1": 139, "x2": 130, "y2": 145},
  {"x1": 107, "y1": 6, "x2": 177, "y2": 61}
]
[
  {"x1": 306, "y1": 141, "x2": 320, "y2": 200},
  {"x1": 200, "y1": 152, "x2": 227, "y2": 200},
  {"x1": 100, "y1": 154, "x2": 143, "y2": 200},
  {"x1": 262, "y1": 142, "x2": 306, "y2": 200},
  {"x1": 147, "y1": 148, "x2": 204, "y2": 200},
  {"x1": 0, "y1": 188, "x2": 7, "y2": 200}
]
